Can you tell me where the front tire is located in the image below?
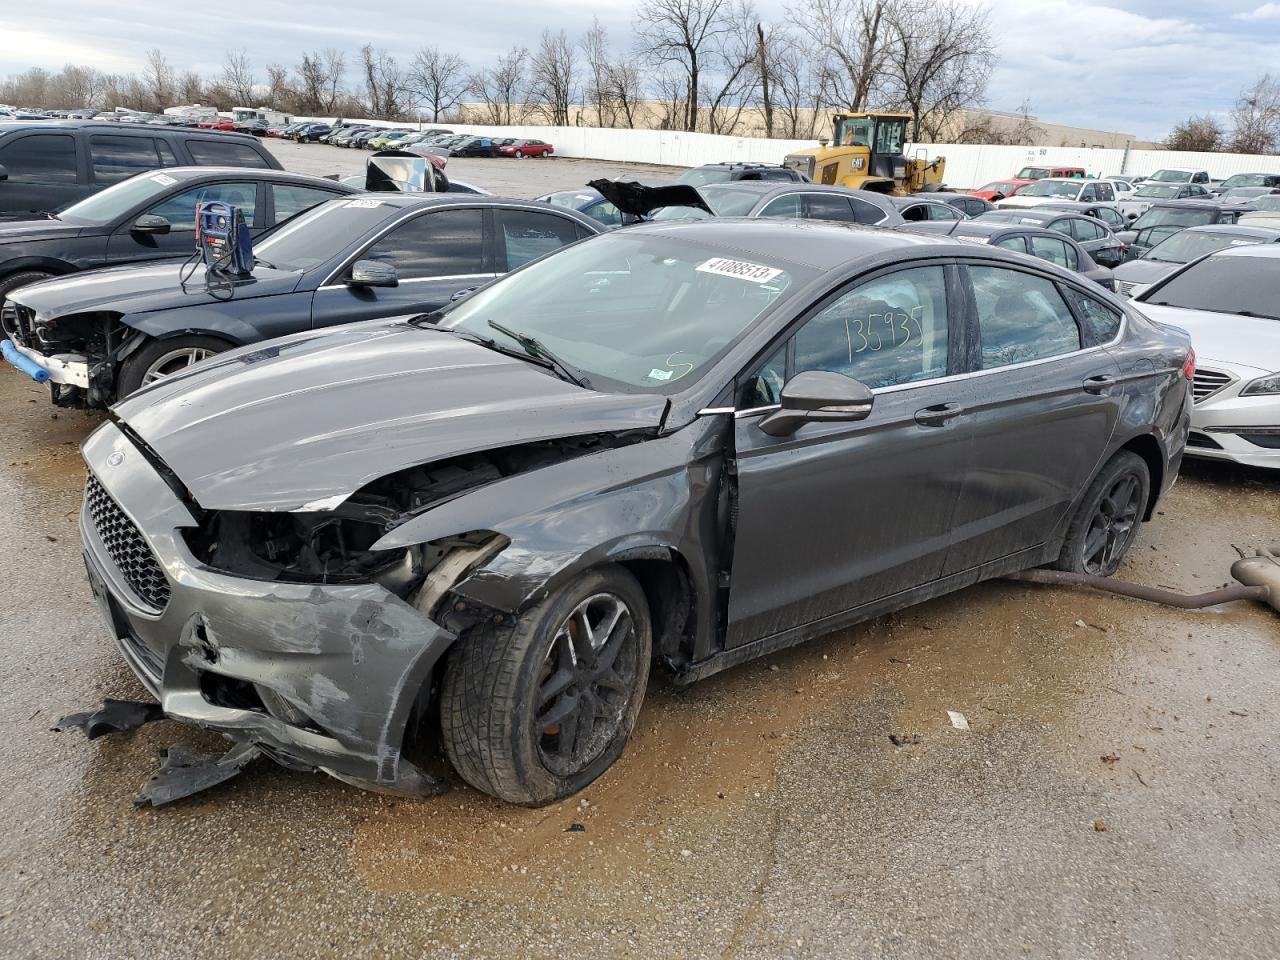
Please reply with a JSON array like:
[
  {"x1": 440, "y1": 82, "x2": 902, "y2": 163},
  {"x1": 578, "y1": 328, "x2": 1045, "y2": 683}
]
[
  {"x1": 1052, "y1": 451, "x2": 1149, "y2": 576},
  {"x1": 0, "y1": 270, "x2": 55, "y2": 326},
  {"x1": 116, "y1": 334, "x2": 234, "y2": 400},
  {"x1": 440, "y1": 565, "x2": 652, "y2": 805}
]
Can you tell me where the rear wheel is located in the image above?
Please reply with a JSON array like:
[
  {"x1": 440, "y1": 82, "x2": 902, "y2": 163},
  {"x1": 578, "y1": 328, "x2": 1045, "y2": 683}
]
[
  {"x1": 514, "y1": 149, "x2": 525, "y2": 159},
  {"x1": 440, "y1": 565, "x2": 651, "y2": 805},
  {"x1": 1052, "y1": 451, "x2": 1149, "y2": 576},
  {"x1": 116, "y1": 334, "x2": 234, "y2": 400}
]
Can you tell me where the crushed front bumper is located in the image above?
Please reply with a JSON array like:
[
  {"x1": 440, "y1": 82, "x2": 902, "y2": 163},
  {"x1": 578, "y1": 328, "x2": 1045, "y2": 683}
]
[
  {"x1": 80, "y1": 421, "x2": 456, "y2": 795},
  {"x1": 1, "y1": 337, "x2": 89, "y2": 387}
]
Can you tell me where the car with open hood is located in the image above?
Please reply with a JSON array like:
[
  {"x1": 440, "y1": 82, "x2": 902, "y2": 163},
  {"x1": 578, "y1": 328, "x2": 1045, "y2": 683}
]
[
  {"x1": 3, "y1": 193, "x2": 602, "y2": 408},
  {"x1": 0, "y1": 166, "x2": 356, "y2": 314},
  {"x1": 1132, "y1": 243, "x2": 1280, "y2": 468},
  {"x1": 74, "y1": 218, "x2": 1191, "y2": 805},
  {"x1": 1112, "y1": 223, "x2": 1280, "y2": 298},
  {"x1": 593, "y1": 180, "x2": 904, "y2": 227}
]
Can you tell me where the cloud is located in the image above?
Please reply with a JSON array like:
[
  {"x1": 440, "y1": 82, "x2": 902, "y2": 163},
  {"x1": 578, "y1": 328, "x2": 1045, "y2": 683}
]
[{"x1": 1234, "y1": 2, "x2": 1280, "y2": 20}]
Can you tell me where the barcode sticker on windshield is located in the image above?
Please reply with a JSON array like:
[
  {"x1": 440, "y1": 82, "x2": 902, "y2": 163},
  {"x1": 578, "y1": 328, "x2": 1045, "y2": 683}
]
[
  {"x1": 696, "y1": 257, "x2": 783, "y2": 284},
  {"x1": 150, "y1": 174, "x2": 177, "y2": 186}
]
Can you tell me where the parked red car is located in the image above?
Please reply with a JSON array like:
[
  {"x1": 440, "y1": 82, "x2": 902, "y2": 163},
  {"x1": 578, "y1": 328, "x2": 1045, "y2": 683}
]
[
  {"x1": 971, "y1": 178, "x2": 1033, "y2": 202},
  {"x1": 498, "y1": 138, "x2": 554, "y2": 158},
  {"x1": 195, "y1": 118, "x2": 237, "y2": 131}
]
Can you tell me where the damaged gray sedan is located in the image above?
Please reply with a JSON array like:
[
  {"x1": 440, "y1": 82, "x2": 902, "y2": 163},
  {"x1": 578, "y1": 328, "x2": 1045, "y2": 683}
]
[{"x1": 79, "y1": 219, "x2": 1192, "y2": 805}]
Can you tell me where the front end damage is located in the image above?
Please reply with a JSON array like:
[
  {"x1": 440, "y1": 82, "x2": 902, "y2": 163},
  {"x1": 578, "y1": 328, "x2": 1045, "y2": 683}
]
[{"x1": 78, "y1": 416, "x2": 680, "y2": 799}]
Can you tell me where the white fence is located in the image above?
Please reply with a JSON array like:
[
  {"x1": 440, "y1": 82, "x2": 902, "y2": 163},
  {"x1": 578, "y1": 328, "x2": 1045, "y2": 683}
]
[{"x1": 311, "y1": 117, "x2": 1280, "y2": 189}]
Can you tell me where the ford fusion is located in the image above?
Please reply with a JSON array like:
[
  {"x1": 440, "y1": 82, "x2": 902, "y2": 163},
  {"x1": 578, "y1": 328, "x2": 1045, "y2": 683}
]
[{"x1": 79, "y1": 219, "x2": 1192, "y2": 805}]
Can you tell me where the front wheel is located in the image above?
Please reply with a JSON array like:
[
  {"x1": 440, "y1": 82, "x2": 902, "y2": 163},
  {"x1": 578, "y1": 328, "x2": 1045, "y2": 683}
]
[
  {"x1": 116, "y1": 334, "x2": 234, "y2": 400},
  {"x1": 440, "y1": 565, "x2": 652, "y2": 805},
  {"x1": 1052, "y1": 451, "x2": 1150, "y2": 576}
]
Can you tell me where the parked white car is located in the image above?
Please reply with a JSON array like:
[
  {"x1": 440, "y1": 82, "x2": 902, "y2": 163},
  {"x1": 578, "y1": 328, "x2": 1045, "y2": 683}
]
[
  {"x1": 996, "y1": 177, "x2": 1121, "y2": 210},
  {"x1": 1133, "y1": 244, "x2": 1280, "y2": 468},
  {"x1": 1146, "y1": 167, "x2": 1215, "y2": 186}
]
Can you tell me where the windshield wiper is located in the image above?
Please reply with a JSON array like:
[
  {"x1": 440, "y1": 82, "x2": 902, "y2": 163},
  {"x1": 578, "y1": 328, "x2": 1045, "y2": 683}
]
[
  {"x1": 1234, "y1": 309, "x2": 1280, "y2": 321},
  {"x1": 486, "y1": 319, "x2": 591, "y2": 388}
]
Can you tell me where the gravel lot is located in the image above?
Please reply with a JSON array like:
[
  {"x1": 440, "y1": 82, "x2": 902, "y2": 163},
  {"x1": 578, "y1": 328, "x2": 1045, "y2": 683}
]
[{"x1": 1, "y1": 143, "x2": 1279, "y2": 959}]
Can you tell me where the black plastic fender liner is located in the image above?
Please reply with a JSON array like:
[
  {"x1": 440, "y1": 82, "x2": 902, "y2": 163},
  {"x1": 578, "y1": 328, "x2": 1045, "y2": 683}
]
[
  {"x1": 134, "y1": 741, "x2": 260, "y2": 807},
  {"x1": 52, "y1": 699, "x2": 165, "y2": 740}
]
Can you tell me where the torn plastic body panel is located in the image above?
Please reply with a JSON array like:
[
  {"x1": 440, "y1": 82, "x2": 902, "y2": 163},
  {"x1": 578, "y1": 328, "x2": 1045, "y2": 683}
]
[{"x1": 586, "y1": 179, "x2": 714, "y2": 220}]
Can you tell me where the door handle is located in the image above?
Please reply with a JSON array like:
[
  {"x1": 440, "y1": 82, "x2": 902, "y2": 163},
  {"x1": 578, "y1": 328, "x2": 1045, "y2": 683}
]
[
  {"x1": 914, "y1": 402, "x2": 964, "y2": 427},
  {"x1": 1082, "y1": 374, "x2": 1117, "y2": 394}
]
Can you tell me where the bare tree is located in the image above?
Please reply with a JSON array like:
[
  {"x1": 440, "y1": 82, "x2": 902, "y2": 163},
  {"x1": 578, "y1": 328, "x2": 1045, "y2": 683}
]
[
  {"x1": 607, "y1": 60, "x2": 647, "y2": 128},
  {"x1": 222, "y1": 49, "x2": 257, "y2": 105},
  {"x1": 61, "y1": 64, "x2": 104, "y2": 108},
  {"x1": 409, "y1": 46, "x2": 468, "y2": 122},
  {"x1": 791, "y1": 0, "x2": 890, "y2": 111},
  {"x1": 580, "y1": 19, "x2": 615, "y2": 126},
  {"x1": 652, "y1": 68, "x2": 688, "y2": 129},
  {"x1": 635, "y1": 0, "x2": 738, "y2": 131},
  {"x1": 468, "y1": 46, "x2": 530, "y2": 126},
  {"x1": 143, "y1": 49, "x2": 174, "y2": 110},
  {"x1": 766, "y1": 32, "x2": 826, "y2": 138},
  {"x1": 699, "y1": 0, "x2": 758, "y2": 134},
  {"x1": 882, "y1": 0, "x2": 993, "y2": 141},
  {"x1": 264, "y1": 63, "x2": 292, "y2": 108},
  {"x1": 296, "y1": 53, "x2": 329, "y2": 114},
  {"x1": 177, "y1": 71, "x2": 204, "y2": 105},
  {"x1": 322, "y1": 49, "x2": 346, "y2": 113},
  {"x1": 1229, "y1": 74, "x2": 1280, "y2": 155},
  {"x1": 530, "y1": 30, "x2": 577, "y2": 125},
  {"x1": 1165, "y1": 114, "x2": 1225, "y2": 152},
  {"x1": 360, "y1": 45, "x2": 407, "y2": 119}
]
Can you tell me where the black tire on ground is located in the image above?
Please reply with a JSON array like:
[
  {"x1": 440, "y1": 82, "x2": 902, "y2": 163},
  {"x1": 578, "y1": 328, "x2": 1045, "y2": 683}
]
[
  {"x1": 440, "y1": 564, "x2": 652, "y2": 805},
  {"x1": 1051, "y1": 450, "x2": 1150, "y2": 577},
  {"x1": 116, "y1": 334, "x2": 234, "y2": 400}
]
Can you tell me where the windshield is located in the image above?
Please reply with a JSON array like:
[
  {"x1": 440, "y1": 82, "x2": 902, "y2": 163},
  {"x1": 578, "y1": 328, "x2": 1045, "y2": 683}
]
[
  {"x1": 1255, "y1": 196, "x2": 1280, "y2": 211},
  {"x1": 1222, "y1": 174, "x2": 1269, "y2": 189},
  {"x1": 251, "y1": 197, "x2": 399, "y2": 272},
  {"x1": 1144, "y1": 254, "x2": 1280, "y2": 319},
  {"x1": 440, "y1": 232, "x2": 805, "y2": 392},
  {"x1": 977, "y1": 181, "x2": 1013, "y2": 193},
  {"x1": 677, "y1": 168, "x2": 734, "y2": 187},
  {"x1": 977, "y1": 210, "x2": 1046, "y2": 225},
  {"x1": 652, "y1": 186, "x2": 761, "y2": 221},
  {"x1": 1135, "y1": 184, "x2": 1180, "y2": 199},
  {"x1": 56, "y1": 171, "x2": 179, "y2": 226},
  {"x1": 1145, "y1": 231, "x2": 1259, "y2": 264},
  {"x1": 543, "y1": 191, "x2": 596, "y2": 211},
  {"x1": 1148, "y1": 169, "x2": 1192, "y2": 183},
  {"x1": 1131, "y1": 208, "x2": 1214, "y2": 230},
  {"x1": 1020, "y1": 180, "x2": 1082, "y2": 198},
  {"x1": 1016, "y1": 167, "x2": 1050, "y2": 180}
]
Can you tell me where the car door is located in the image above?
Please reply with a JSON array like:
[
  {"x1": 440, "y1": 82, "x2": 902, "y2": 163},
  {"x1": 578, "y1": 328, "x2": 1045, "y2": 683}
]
[
  {"x1": 727, "y1": 262, "x2": 973, "y2": 647},
  {"x1": 310, "y1": 206, "x2": 494, "y2": 328},
  {"x1": 0, "y1": 131, "x2": 85, "y2": 214},
  {"x1": 939, "y1": 262, "x2": 1121, "y2": 575},
  {"x1": 105, "y1": 179, "x2": 264, "y2": 264}
]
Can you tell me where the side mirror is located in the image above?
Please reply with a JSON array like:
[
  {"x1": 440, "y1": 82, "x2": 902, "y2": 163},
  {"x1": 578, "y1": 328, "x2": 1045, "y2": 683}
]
[
  {"x1": 1116, "y1": 230, "x2": 1137, "y2": 245},
  {"x1": 348, "y1": 259, "x2": 398, "y2": 288},
  {"x1": 0, "y1": 164, "x2": 8, "y2": 182},
  {"x1": 758, "y1": 371, "x2": 874, "y2": 438},
  {"x1": 130, "y1": 214, "x2": 171, "y2": 235}
]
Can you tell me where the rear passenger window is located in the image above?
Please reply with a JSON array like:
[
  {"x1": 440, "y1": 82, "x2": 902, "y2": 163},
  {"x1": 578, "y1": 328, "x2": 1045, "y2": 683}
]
[
  {"x1": 928, "y1": 203, "x2": 961, "y2": 220},
  {"x1": 804, "y1": 194, "x2": 858, "y2": 222},
  {"x1": 850, "y1": 197, "x2": 888, "y2": 224},
  {"x1": 272, "y1": 183, "x2": 339, "y2": 223},
  {"x1": 995, "y1": 236, "x2": 1028, "y2": 253},
  {"x1": 970, "y1": 265, "x2": 1081, "y2": 368},
  {"x1": 90, "y1": 136, "x2": 160, "y2": 184},
  {"x1": 499, "y1": 209, "x2": 581, "y2": 269},
  {"x1": 156, "y1": 140, "x2": 177, "y2": 166},
  {"x1": 793, "y1": 266, "x2": 949, "y2": 389},
  {"x1": 1029, "y1": 235, "x2": 1078, "y2": 270},
  {"x1": 0, "y1": 134, "x2": 78, "y2": 183},
  {"x1": 1066, "y1": 289, "x2": 1123, "y2": 345},
  {"x1": 758, "y1": 195, "x2": 803, "y2": 219},
  {"x1": 364, "y1": 208, "x2": 485, "y2": 279},
  {"x1": 184, "y1": 139, "x2": 271, "y2": 168},
  {"x1": 1072, "y1": 219, "x2": 1102, "y2": 241}
]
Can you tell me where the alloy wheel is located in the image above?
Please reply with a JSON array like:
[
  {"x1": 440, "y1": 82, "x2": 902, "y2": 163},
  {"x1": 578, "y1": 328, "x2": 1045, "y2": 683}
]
[
  {"x1": 534, "y1": 592, "x2": 638, "y2": 777},
  {"x1": 142, "y1": 347, "x2": 217, "y2": 385},
  {"x1": 1082, "y1": 472, "x2": 1143, "y2": 575}
]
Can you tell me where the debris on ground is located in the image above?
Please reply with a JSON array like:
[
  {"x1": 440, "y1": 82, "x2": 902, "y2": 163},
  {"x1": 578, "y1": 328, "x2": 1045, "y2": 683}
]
[
  {"x1": 565, "y1": 823, "x2": 586, "y2": 833},
  {"x1": 1094, "y1": 820, "x2": 1107, "y2": 832},
  {"x1": 134, "y1": 741, "x2": 259, "y2": 808},
  {"x1": 947, "y1": 710, "x2": 970, "y2": 731},
  {"x1": 1101, "y1": 752, "x2": 1120, "y2": 766},
  {"x1": 889, "y1": 733, "x2": 923, "y2": 747},
  {"x1": 52, "y1": 699, "x2": 164, "y2": 740}
]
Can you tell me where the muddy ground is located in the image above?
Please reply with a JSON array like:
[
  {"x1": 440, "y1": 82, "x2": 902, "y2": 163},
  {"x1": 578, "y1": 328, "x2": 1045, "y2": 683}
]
[{"x1": 1, "y1": 145, "x2": 1279, "y2": 958}]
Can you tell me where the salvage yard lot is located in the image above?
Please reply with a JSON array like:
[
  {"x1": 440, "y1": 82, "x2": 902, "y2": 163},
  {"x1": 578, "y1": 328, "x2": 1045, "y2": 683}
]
[{"x1": 1, "y1": 155, "x2": 1279, "y2": 960}]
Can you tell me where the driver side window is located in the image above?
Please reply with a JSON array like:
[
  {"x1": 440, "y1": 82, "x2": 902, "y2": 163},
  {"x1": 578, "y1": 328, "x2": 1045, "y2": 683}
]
[{"x1": 146, "y1": 182, "x2": 259, "y2": 231}]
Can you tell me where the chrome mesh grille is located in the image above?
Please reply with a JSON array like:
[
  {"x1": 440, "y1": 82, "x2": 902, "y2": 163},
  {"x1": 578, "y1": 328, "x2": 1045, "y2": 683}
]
[
  {"x1": 85, "y1": 474, "x2": 170, "y2": 611},
  {"x1": 1192, "y1": 368, "x2": 1233, "y2": 404}
]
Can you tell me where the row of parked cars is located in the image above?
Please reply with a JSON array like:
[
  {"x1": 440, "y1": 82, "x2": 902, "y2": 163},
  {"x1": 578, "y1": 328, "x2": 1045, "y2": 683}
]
[
  {"x1": 279, "y1": 119, "x2": 555, "y2": 160},
  {"x1": 0, "y1": 136, "x2": 1274, "y2": 812}
]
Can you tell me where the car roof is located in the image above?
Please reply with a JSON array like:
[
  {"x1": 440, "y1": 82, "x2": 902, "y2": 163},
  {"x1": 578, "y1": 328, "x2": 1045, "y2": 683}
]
[
  {"x1": 889, "y1": 195, "x2": 951, "y2": 206},
  {"x1": 1031, "y1": 177, "x2": 1087, "y2": 184},
  {"x1": 1151, "y1": 199, "x2": 1228, "y2": 210},
  {"x1": 697, "y1": 161, "x2": 788, "y2": 170},
  {"x1": 1201, "y1": 241, "x2": 1280, "y2": 260},
  {"x1": 0, "y1": 120, "x2": 260, "y2": 141},
  {"x1": 981, "y1": 207, "x2": 1071, "y2": 221},
  {"x1": 1179, "y1": 223, "x2": 1280, "y2": 240},
  {"x1": 623, "y1": 217, "x2": 955, "y2": 272},
  {"x1": 134, "y1": 166, "x2": 346, "y2": 186},
  {"x1": 700, "y1": 182, "x2": 879, "y2": 199},
  {"x1": 935, "y1": 221, "x2": 1076, "y2": 241}
]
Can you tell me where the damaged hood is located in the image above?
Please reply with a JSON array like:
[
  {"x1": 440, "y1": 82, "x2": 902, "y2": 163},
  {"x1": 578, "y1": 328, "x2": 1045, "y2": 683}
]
[
  {"x1": 111, "y1": 319, "x2": 667, "y2": 511},
  {"x1": 587, "y1": 179, "x2": 713, "y2": 218},
  {"x1": 10, "y1": 262, "x2": 305, "y2": 321}
]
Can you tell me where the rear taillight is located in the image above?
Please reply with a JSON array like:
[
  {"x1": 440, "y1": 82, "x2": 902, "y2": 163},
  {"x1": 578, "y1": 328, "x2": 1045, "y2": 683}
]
[{"x1": 1182, "y1": 349, "x2": 1196, "y2": 381}]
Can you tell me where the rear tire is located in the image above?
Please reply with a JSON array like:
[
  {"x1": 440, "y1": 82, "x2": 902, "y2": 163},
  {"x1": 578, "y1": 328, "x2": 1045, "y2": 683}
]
[
  {"x1": 1051, "y1": 451, "x2": 1149, "y2": 576},
  {"x1": 515, "y1": 149, "x2": 525, "y2": 159},
  {"x1": 440, "y1": 565, "x2": 652, "y2": 805},
  {"x1": 116, "y1": 334, "x2": 234, "y2": 400}
]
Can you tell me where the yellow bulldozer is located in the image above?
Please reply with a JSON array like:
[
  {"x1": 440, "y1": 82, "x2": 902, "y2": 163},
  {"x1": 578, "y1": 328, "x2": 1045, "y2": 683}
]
[{"x1": 782, "y1": 112, "x2": 945, "y2": 195}]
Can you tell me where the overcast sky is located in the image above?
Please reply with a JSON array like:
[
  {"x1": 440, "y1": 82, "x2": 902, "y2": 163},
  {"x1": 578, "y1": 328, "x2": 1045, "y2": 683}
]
[{"x1": 3, "y1": 0, "x2": 1279, "y2": 140}]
